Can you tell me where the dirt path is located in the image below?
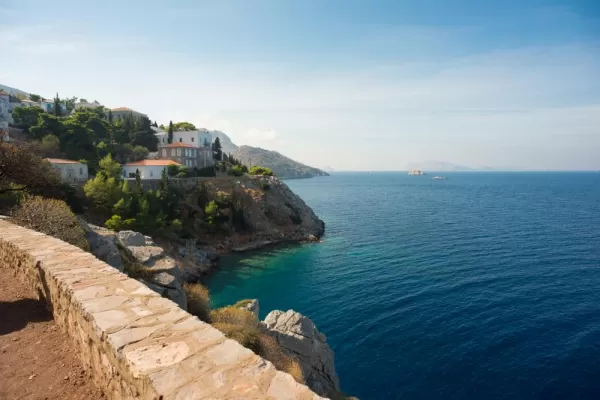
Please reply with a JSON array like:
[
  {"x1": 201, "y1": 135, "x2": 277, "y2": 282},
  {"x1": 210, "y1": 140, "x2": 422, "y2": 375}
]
[{"x1": 0, "y1": 272, "x2": 104, "y2": 400}]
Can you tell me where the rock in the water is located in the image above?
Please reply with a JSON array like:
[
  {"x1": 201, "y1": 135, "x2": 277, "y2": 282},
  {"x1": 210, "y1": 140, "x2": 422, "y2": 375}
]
[
  {"x1": 263, "y1": 309, "x2": 340, "y2": 396},
  {"x1": 239, "y1": 299, "x2": 260, "y2": 318},
  {"x1": 80, "y1": 221, "x2": 124, "y2": 272},
  {"x1": 117, "y1": 230, "x2": 146, "y2": 247}
]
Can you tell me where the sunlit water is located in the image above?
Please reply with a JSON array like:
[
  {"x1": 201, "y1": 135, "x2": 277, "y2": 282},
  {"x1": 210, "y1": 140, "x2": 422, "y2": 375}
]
[{"x1": 207, "y1": 172, "x2": 600, "y2": 399}]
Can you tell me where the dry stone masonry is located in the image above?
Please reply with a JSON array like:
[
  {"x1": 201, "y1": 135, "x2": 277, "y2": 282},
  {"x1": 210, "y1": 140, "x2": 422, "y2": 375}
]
[{"x1": 0, "y1": 220, "x2": 325, "y2": 400}]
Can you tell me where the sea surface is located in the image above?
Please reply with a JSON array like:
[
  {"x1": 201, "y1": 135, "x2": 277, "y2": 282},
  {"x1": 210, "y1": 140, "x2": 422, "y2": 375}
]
[{"x1": 207, "y1": 172, "x2": 600, "y2": 400}]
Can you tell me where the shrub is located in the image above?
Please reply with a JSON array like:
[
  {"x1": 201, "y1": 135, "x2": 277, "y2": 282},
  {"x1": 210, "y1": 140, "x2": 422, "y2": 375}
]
[
  {"x1": 210, "y1": 306, "x2": 258, "y2": 327},
  {"x1": 10, "y1": 195, "x2": 89, "y2": 250},
  {"x1": 212, "y1": 322, "x2": 262, "y2": 353},
  {"x1": 249, "y1": 166, "x2": 274, "y2": 176},
  {"x1": 105, "y1": 215, "x2": 135, "y2": 231},
  {"x1": 259, "y1": 181, "x2": 270, "y2": 190},
  {"x1": 184, "y1": 283, "x2": 211, "y2": 322},
  {"x1": 228, "y1": 165, "x2": 245, "y2": 177},
  {"x1": 233, "y1": 299, "x2": 253, "y2": 308},
  {"x1": 167, "y1": 164, "x2": 179, "y2": 177},
  {"x1": 258, "y1": 334, "x2": 305, "y2": 384}
]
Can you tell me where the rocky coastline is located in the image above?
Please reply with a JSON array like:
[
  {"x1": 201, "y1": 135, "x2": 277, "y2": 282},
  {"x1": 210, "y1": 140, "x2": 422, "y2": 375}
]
[{"x1": 79, "y1": 176, "x2": 349, "y2": 397}]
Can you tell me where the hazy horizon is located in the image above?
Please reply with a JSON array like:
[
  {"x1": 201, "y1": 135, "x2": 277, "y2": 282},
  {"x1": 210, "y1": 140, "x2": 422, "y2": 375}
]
[{"x1": 2, "y1": 0, "x2": 599, "y2": 171}]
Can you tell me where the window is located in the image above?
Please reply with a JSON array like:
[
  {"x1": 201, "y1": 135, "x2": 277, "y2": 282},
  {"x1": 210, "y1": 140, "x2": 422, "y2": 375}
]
[
  {"x1": 171, "y1": 149, "x2": 175, "y2": 156},
  {"x1": 177, "y1": 149, "x2": 181, "y2": 156},
  {"x1": 179, "y1": 138, "x2": 182, "y2": 142},
  {"x1": 150, "y1": 170, "x2": 153, "y2": 177},
  {"x1": 79, "y1": 167, "x2": 83, "y2": 175},
  {"x1": 123, "y1": 170, "x2": 126, "y2": 177},
  {"x1": 162, "y1": 149, "x2": 167, "y2": 157},
  {"x1": 162, "y1": 138, "x2": 164, "y2": 143},
  {"x1": 191, "y1": 137, "x2": 194, "y2": 142}
]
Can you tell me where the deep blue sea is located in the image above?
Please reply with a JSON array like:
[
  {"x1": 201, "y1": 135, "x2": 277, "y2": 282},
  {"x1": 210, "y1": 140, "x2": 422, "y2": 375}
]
[{"x1": 207, "y1": 172, "x2": 600, "y2": 400}]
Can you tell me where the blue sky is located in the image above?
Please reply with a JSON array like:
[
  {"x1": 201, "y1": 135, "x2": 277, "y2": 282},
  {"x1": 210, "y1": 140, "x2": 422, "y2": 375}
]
[{"x1": 1, "y1": 0, "x2": 599, "y2": 170}]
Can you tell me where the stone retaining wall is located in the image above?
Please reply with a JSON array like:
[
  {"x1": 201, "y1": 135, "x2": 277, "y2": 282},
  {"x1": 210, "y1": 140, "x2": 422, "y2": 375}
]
[{"x1": 0, "y1": 220, "x2": 324, "y2": 399}]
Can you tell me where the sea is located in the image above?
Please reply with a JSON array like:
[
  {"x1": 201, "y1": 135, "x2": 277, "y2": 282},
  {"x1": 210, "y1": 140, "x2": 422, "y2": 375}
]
[{"x1": 207, "y1": 172, "x2": 600, "y2": 400}]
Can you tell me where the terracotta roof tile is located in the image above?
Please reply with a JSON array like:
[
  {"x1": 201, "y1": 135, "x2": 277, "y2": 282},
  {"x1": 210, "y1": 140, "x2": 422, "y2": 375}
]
[
  {"x1": 123, "y1": 159, "x2": 181, "y2": 167},
  {"x1": 46, "y1": 158, "x2": 83, "y2": 165},
  {"x1": 163, "y1": 142, "x2": 198, "y2": 148}
]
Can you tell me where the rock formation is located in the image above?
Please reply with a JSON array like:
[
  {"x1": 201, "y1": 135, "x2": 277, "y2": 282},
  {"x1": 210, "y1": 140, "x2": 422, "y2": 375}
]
[
  {"x1": 82, "y1": 223, "x2": 187, "y2": 310},
  {"x1": 263, "y1": 309, "x2": 340, "y2": 397}
]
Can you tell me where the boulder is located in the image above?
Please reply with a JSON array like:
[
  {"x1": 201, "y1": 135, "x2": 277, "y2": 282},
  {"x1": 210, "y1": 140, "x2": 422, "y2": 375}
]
[
  {"x1": 117, "y1": 230, "x2": 146, "y2": 247},
  {"x1": 80, "y1": 221, "x2": 124, "y2": 272},
  {"x1": 263, "y1": 309, "x2": 340, "y2": 396},
  {"x1": 239, "y1": 299, "x2": 260, "y2": 318}
]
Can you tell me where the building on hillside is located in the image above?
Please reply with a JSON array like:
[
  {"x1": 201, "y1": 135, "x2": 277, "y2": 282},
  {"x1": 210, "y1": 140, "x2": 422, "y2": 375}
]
[
  {"x1": 74, "y1": 100, "x2": 103, "y2": 111},
  {"x1": 121, "y1": 159, "x2": 180, "y2": 179},
  {"x1": 40, "y1": 98, "x2": 67, "y2": 114},
  {"x1": 111, "y1": 107, "x2": 147, "y2": 120},
  {"x1": 155, "y1": 128, "x2": 212, "y2": 148},
  {"x1": 0, "y1": 90, "x2": 9, "y2": 130},
  {"x1": 46, "y1": 158, "x2": 89, "y2": 182},
  {"x1": 158, "y1": 142, "x2": 214, "y2": 169}
]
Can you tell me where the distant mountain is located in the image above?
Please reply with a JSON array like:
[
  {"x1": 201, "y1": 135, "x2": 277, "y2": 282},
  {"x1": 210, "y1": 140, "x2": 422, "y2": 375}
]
[
  {"x1": 405, "y1": 160, "x2": 474, "y2": 171},
  {"x1": 210, "y1": 131, "x2": 328, "y2": 179},
  {"x1": 234, "y1": 146, "x2": 329, "y2": 179},
  {"x1": 210, "y1": 130, "x2": 238, "y2": 154}
]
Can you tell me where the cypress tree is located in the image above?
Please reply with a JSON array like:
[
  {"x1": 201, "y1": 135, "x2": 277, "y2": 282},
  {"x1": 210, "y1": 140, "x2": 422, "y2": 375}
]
[{"x1": 168, "y1": 121, "x2": 174, "y2": 144}]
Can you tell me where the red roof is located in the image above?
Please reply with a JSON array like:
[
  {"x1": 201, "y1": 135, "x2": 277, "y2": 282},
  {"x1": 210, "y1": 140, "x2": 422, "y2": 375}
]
[
  {"x1": 163, "y1": 142, "x2": 198, "y2": 148},
  {"x1": 123, "y1": 159, "x2": 180, "y2": 167},
  {"x1": 0, "y1": 90, "x2": 8, "y2": 96},
  {"x1": 46, "y1": 158, "x2": 82, "y2": 165}
]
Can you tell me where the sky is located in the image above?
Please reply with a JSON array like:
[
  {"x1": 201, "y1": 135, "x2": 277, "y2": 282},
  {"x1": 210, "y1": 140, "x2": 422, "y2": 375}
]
[{"x1": 1, "y1": 0, "x2": 600, "y2": 171}]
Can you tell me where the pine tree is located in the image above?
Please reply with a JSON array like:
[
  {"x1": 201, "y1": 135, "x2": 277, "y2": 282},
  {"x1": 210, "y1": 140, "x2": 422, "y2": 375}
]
[
  {"x1": 168, "y1": 121, "x2": 174, "y2": 144},
  {"x1": 212, "y1": 137, "x2": 222, "y2": 161},
  {"x1": 53, "y1": 93, "x2": 62, "y2": 117},
  {"x1": 108, "y1": 110, "x2": 113, "y2": 124}
]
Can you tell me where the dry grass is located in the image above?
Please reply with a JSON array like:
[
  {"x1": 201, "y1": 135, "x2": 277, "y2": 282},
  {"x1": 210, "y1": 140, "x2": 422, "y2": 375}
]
[
  {"x1": 212, "y1": 322, "x2": 262, "y2": 353},
  {"x1": 233, "y1": 299, "x2": 253, "y2": 308},
  {"x1": 257, "y1": 334, "x2": 305, "y2": 384},
  {"x1": 184, "y1": 283, "x2": 211, "y2": 322},
  {"x1": 210, "y1": 306, "x2": 258, "y2": 327}
]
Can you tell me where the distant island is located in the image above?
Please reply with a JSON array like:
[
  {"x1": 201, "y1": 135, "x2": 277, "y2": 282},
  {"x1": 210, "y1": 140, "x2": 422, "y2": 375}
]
[
  {"x1": 406, "y1": 160, "x2": 474, "y2": 171},
  {"x1": 408, "y1": 169, "x2": 425, "y2": 176}
]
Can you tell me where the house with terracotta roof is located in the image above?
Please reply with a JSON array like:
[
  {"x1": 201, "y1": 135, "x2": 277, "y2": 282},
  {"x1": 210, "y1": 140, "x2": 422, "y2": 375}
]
[
  {"x1": 46, "y1": 158, "x2": 89, "y2": 182},
  {"x1": 121, "y1": 159, "x2": 180, "y2": 180},
  {"x1": 40, "y1": 99, "x2": 67, "y2": 114},
  {"x1": 111, "y1": 107, "x2": 147, "y2": 120},
  {"x1": 158, "y1": 142, "x2": 214, "y2": 169}
]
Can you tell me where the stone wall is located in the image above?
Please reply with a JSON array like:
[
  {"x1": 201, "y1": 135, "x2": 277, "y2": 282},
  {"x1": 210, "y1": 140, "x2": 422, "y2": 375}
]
[{"x1": 0, "y1": 220, "x2": 324, "y2": 400}]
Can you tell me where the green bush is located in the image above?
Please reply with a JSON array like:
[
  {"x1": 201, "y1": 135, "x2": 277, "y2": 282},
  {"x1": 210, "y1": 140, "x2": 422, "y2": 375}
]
[
  {"x1": 259, "y1": 181, "x2": 270, "y2": 190},
  {"x1": 249, "y1": 166, "x2": 274, "y2": 176},
  {"x1": 228, "y1": 165, "x2": 245, "y2": 176},
  {"x1": 10, "y1": 195, "x2": 89, "y2": 250},
  {"x1": 105, "y1": 215, "x2": 135, "y2": 231}
]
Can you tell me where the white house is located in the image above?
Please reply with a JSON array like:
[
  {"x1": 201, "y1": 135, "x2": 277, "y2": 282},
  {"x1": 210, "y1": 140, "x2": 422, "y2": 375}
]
[
  {"x1": 155, "y1": 129, "x2": 212, "y2": 148},
  {"x1": 46, "y1": 158, "x2": 89, "y2": 182},
  {"x1": 121, "y1": 159, "x2": 180, "y2": 180}
]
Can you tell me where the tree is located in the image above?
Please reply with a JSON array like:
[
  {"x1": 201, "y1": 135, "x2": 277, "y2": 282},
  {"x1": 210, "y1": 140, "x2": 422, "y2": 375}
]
[
  {"x1": 53, "y1": 93, "x2": 62, "y2": 117},
  {"x1": 153, "y1": 120, "x2": 158, "y2": 127},
  {"x1": 131, "y1": 116, "x2": 158, "y2": 151},
  {"x1": 64, "y1": 96, "x2": 78, "y2": 113},
  {"x1": 0, "y1": 142, "x2": 62, "y2": 195},
  {"x1": 11, "y1": 196, "x2": 89, "y2": 250},
  {"x1": 108, "y1": 110, "x2": 113, "y2": 124},
  {"x1": 212, "y1": 137, "x2": 222, "y2": 161},
  {"x1": 98, "y1": 154, "x2": 121, "y2": 179},
  {"x1": 83, "y1": 174, "x2": 122, "y2": 210},
  {"x1": 173, "y1": 122, "x2": 196, "y2": 131},
  {"x1": 168, "y1": 120, "x2": 174, "y2": 144},
  {"x1": 132, "y1": 145, "x2": 149, "y2": 161},
  {"x1": 38, "y1": 134, "x2": 61, "y2": 157},
  {"x1": 29, "y1": 94, "x2": 41, "y2": 102},
  {"x1": 249, "y1": 166, "x2": 274, "y2": 176},
  {"x1": 12, "y1": 106, "x2": 46, "y2": 132}
]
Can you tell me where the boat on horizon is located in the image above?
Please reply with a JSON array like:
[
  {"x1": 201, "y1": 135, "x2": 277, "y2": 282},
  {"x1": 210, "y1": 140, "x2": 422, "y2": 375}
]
[{"x1": 432, "y1": 176, "x2": 447, "y2": 180}]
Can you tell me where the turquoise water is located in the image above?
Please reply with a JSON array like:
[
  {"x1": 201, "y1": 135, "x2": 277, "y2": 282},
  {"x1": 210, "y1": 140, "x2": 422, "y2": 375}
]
[{"x1": 207, "y1": 172, "x2": 600, "y2": 400}]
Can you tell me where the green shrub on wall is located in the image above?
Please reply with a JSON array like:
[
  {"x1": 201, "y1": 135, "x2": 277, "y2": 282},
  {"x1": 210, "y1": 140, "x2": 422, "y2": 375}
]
[{"x1": 249, "y1": 166, "x2": 274, "y2": 176}]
